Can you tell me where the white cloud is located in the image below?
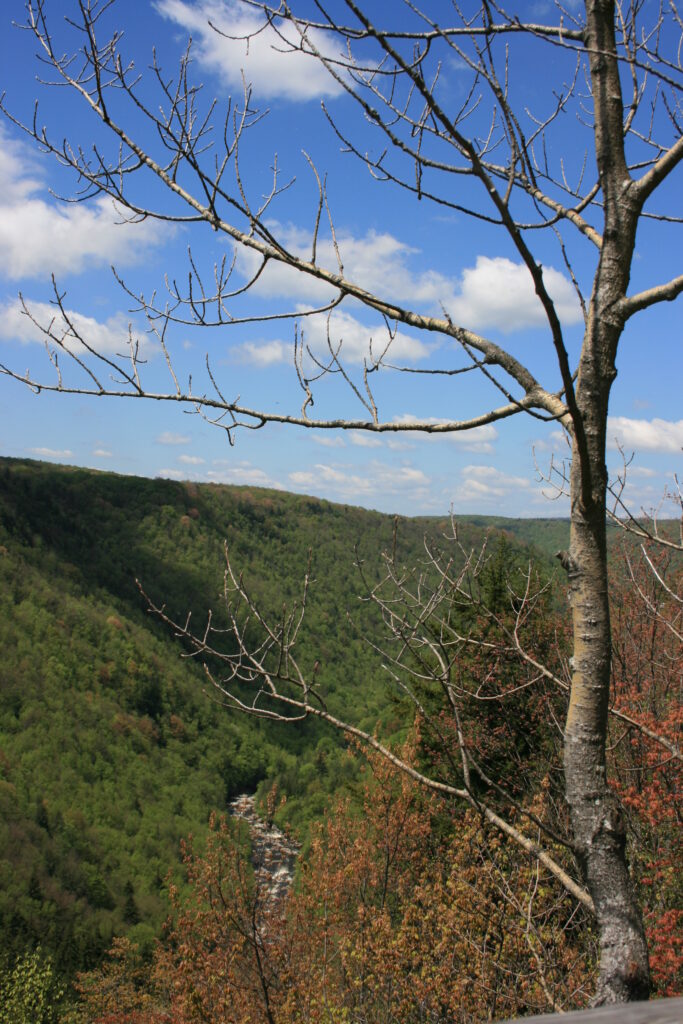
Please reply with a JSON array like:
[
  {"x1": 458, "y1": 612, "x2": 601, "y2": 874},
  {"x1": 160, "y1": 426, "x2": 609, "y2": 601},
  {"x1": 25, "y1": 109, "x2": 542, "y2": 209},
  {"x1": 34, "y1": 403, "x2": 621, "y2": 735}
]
[
  {"x1": 29, "y1": 447, "x2": 73, "y2": 458},
  {"x1": 611, "y1": 465, "x2": 657, "y2": 479},
  {"x1": 465, "y1": 464, "x2": 530, "y2": 485},
  {"x1": 235, "y1": 340, "x2": 290, "y2": 366},
  {"x1": 529, "y1": 489, "x2": 570, "y2": 513},
  {"x1": 618, "y1": 486, "x2": 661, "y2": 507},
  {"x1": 289, "y1": 460, "x2": 431, "y2": 503},
  {"x1": 302, "y1": 308, "x2": 429, "y2": 364},
  {"x1": 349, "y1": 432, "x2": 382, "y2": 448},
  {"x1": 551, "y1": 429, "x2": 569, "y2": 445},
  {"x1": 157, "y1": 468, "x2": 185, "y2": 480},
  {"x1": 392, "y1": 415, "x2": 498, "y2": 453},
  {"x1": 93, "y1": 448, "x2": 113, "y2": 458},
  {"x1": 238, "y1": 226, "x2": 439, "y2": 307},
  {"x1": 608, "y1": 417, "x2": 683, "y2": 454},
  {"x1": 157, "y1": 431, "x2": 191, "y2": 445},
  {"x1": 459, "y1": 464, "x2": 532, "y2": 500},
  {"x1": 155, "y1": 0, "x2": 343, "y2": 101},
  {"x1": 532, "y1": 427, "x2": 570, "y2": 453},
  {"x1": 234, "y1": 306, "x2": 429, "y2": 366},
  {"x1": 0, "y1": 135, "x2": 42, "y2": 204},
  {"x1": 311, "y1": 435, "x2": 346, "y2": 448},
  {"x1": 444, "y1": 256, "x2": 582, "y2": 332},
  {"x1": 178, "y1": 454, "x2": 205, "y2": 465},
  {"x1": 0, "y1": 126, "x2": 162, "y2": 281},
  {"x1": 206, "y1": 461, "x2": 284, "y2": 488},
  {"x1": 237, "y1": 226, "x2": 581, "y2": 334},
  {"x1": 0, "y1": 299, "x2": 136, "y2": 355}
]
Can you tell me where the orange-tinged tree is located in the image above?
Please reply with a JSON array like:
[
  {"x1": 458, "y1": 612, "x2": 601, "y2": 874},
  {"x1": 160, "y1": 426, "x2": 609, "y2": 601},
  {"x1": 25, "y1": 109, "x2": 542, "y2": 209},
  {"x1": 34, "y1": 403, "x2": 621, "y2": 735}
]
[
  {"x1": 72, "y1": 544, "x2": 681, "y2": 1021},
  {"x1": 75, "y1": 749, "x2": 594, "y2": 1024},
  {"x1": 3, "y1": 1, "x2": 683, "y2": 999},
  {"x1": 70, "y1": 937, "x2": 171, "y2": 1024},
  {"x1": 282, "y1": 750, "x2": 593, "y2": 1023},
  {"x1": 608, "y1": 546, "x2": 682, "y2": 997}
]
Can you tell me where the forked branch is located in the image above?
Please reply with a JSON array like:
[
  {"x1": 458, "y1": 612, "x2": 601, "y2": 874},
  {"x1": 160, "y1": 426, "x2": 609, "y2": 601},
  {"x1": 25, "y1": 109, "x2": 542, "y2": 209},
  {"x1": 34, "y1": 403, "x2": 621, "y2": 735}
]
[{"x1": 137, "y1": 531, "x2": 593, "y2": 912}]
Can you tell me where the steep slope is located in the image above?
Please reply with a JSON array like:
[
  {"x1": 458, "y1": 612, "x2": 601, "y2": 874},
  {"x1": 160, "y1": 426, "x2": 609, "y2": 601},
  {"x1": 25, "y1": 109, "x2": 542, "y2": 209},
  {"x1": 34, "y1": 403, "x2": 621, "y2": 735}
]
[{"x1": 0, "y1": 457, "x2": 557, "y2": 985}]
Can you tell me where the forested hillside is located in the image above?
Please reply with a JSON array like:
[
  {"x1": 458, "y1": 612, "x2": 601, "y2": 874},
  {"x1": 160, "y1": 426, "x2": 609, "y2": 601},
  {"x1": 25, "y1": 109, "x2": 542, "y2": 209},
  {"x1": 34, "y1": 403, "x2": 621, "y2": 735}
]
[
  {"x1": 0, "y1": 457, "x2": 544, "y2": 985},
  {"x1": 2, "y1": 458, "x2": 679, "y2": 1022}
]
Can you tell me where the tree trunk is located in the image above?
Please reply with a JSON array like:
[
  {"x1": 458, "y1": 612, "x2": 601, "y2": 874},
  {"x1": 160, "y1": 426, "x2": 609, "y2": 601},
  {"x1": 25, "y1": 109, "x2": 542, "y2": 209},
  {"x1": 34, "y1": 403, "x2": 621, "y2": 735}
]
[
  {"x1": 565, "y1": 433, "x2": 650, "y2": 1002},
  {"x1": 562, "y1": 4, "x2": 652, "y2": 1000}
]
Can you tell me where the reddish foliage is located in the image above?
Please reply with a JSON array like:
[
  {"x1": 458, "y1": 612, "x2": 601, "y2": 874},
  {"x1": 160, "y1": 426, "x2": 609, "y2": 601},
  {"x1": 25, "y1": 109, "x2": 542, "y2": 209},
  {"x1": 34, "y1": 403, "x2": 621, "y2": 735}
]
[
  {"x1": 75, "y1": 753, "x2": 593, "y2": 1023},
  {"x1": 608, "y1": 547, "x2": 682, "y2": 996},
  {"x1": 72, "y1": 545, "x2": 681, "y2": 1018}
]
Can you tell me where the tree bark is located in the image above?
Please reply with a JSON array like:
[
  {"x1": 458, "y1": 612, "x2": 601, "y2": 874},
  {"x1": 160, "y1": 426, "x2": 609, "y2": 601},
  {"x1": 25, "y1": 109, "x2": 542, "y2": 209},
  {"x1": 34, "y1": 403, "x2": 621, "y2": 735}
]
[
  {"x1": 563, "y1": 5, "x2": 650, "y2": 1002},
  {"x1": 562, "y1": 2, "x2": 652, "y2": 1002},
  {"x1": 566, "y1": 427, "x2": 650, "y2": 1003}
]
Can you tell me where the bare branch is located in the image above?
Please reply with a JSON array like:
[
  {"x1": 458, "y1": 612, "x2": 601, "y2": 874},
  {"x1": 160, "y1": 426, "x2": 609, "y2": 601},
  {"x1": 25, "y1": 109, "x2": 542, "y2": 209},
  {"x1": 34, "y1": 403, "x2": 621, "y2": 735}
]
[{"x1": 618, "y1": 272, "x2": 683, "y2": 318}]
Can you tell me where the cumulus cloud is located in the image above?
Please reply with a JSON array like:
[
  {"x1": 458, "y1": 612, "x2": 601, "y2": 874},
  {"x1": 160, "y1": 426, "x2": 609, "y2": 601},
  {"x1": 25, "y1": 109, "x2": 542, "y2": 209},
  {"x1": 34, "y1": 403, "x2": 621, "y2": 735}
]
[
  {"x1": 349, "y1": 432, "x2": 382, "y2": 448},
  {"x1": 0, "y1": 126, "x2": 162, "y2": 281},
  {"x1": 0, "y1": 298, "x2": 137, "y2": 355},
  {"x1": 311, "y1": 435, "x2": 346, "y2": 448},
  {"x1": 207, "y1": 460, "x2": 284, "y2": 488},
  {"x1": 157, "y1": 468, "x2": 185, "y2": 480},
  {"x1": 156, "y1": 431, "x2": 191, "y2": 445},
  {"x1": 624, "y1": 466, "x2": 657, "y2": 478},
  {"x1": 30, "y1": 447, "x2": 74, "y2": 458},
  {"x1": 178, "y1": 454, "x2": 206, "y2": 465},
  {"x1": 93, "y1": 448, "x2": 113, "y2": 458},
  {"x1": 237, "y1": 226, "x2": 443, "y2": 307},
  {"x1": 237, "y1": 226, "x2": 580, "y2": 334},
  {"x1": 607, "y1": 417, "x2": 683, "y2": 454},
  {"x1": 303, "y1": 309, "x2": 429, "y2": 364},
  {"x1": 459, "y1": 464, "x2": 532, "y2": 500},
  {"x1": 235, "y1": 340, "x2": 290, "y2": 366},
  {"x1": 0, "y1": 135, "x2": 42, "y2": 204},
  {"x1": 444, "y1": 256, "x2": 582, "y2": 332},
  {"x1": 386, "y1": 438, "x2": 415, "y2": 451},
  {"x1": 533, "y1": 427, "x2": 570, "y2": 453},
  {"x1": 235, "y1": 307, "x2": 429, "y2": 366},
  {"x1": 155, "y1": 0, "x2": 343, "y2": 101},
  {"x1": 550, "y1": 428, "x2": 569, "y2": 445},
  {"x1": 392, "y1": 415, "x2": 498, "y2": 453},
  {"x1": 289, "y1": 460, "x2": 431, "y2": 504}
]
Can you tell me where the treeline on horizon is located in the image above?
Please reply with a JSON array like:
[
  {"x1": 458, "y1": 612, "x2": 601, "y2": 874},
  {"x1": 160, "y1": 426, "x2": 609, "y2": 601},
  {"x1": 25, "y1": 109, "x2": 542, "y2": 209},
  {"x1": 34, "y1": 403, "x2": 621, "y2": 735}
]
[{"x1": 0, "y1": 457, "x2": 679, "y2": 1021}]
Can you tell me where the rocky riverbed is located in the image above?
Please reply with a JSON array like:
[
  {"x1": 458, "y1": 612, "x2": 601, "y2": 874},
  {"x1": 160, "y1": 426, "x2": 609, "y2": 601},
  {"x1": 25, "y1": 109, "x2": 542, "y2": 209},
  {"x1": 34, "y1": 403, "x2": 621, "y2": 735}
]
[{"x1": 229, "y1": 794, "x2": 300, "y2": 903}]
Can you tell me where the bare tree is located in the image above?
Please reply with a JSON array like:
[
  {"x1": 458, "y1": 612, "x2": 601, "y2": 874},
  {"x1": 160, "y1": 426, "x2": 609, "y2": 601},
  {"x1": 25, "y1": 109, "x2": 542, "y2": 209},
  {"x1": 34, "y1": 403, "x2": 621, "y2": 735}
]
[{"x1": 2, "y1": 0, "x2": 682, "y2": 1005}]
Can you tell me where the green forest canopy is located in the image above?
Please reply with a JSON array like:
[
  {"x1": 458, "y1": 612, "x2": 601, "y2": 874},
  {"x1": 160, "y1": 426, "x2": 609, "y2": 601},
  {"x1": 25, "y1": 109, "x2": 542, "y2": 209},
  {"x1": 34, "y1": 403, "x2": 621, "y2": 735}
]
[{"x1": 0, "y1": 456, "x2": 570, "y2": 987}]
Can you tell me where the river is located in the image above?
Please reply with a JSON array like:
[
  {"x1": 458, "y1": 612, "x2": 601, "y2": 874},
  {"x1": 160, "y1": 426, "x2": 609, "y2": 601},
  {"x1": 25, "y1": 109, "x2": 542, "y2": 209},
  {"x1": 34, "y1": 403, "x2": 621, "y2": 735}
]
[{"x1": 229, "y1": 793, "x2": 300, "y2": 903}]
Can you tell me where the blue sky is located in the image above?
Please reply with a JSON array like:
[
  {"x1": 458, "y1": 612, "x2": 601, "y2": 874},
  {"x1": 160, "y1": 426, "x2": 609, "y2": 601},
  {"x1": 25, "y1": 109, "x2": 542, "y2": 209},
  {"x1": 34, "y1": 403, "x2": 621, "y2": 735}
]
[{"x1": 0, "y1": 0, "x2": 681, "y2": 517}]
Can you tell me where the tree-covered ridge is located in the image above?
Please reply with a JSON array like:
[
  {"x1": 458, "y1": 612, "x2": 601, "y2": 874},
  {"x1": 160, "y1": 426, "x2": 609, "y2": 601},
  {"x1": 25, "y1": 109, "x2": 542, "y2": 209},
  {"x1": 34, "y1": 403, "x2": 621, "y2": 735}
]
[
  {"x1": 0, "y1": 457, "x2": 533, "y2": 986},
  {"x1": 1, "y1": 457, "x2": 680, "y2": 1018},
  {"x1": 0, "y1": 465, "x2": 266, "y2": 982}
]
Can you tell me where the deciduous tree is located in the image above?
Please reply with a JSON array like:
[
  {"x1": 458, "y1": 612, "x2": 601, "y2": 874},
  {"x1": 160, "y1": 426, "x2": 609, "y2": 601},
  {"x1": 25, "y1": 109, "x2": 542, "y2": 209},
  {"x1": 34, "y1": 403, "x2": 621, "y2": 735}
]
[
  {"x1": 2, "y1": 0, "x2": 682, "y2": 1003},
  {"x1": 73, "y1": 749, "x2": 595, "y2": 1023},
  {"x1": 608, "y1": 543, "x2": 682, "y2": 996}
]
